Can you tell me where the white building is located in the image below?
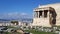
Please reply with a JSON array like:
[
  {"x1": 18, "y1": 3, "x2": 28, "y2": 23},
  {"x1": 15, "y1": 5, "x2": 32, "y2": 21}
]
[{"x1": 32, "y1": 3, "x2": 60, "y2": 27}]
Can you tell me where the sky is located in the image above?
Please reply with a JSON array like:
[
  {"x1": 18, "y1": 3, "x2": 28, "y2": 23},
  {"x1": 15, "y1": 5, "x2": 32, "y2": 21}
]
[{"x1": 0, "y1": 0, "x2": 60, "y2": 19}]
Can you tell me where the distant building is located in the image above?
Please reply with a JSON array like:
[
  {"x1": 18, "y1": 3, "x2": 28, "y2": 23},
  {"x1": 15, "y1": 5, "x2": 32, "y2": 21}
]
[{"x1": 32, "y1": 3, "x2": 60, "y2": 27}]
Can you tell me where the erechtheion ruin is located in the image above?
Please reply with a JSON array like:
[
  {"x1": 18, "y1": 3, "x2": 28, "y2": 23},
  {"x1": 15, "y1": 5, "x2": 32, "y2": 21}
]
[{"x1": 32, "y1": 3, "x2": 60, "y2": 27}]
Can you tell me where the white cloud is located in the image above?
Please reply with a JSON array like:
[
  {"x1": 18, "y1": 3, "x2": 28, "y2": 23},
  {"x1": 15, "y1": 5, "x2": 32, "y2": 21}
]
[
  {"x1": 7, "y1": 12, "x2": 18, "y2": 16},
  {"x1": 20, "y1": 12, "x2": 28, "y2": 16},
  {"x1": 0, "y1": 12, "x2": 32, "y2": 19}
]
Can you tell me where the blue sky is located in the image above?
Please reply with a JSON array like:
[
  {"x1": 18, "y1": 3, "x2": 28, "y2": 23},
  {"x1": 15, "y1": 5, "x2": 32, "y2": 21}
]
[{"x1": 0, "y1": 0, "x2": 60, "y2": 19}]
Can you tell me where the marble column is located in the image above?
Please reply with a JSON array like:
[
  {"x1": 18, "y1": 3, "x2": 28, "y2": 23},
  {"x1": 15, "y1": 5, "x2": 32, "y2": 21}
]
[
  {"x1": 34, "y1": 11, "x2": 37, "y2": 18},
  {"x1": 33, "y1": 12, "x2": 35, "y2": 18},
  {"x1": 38, "y1": 11, "x2": 39, "y2": 18},
  {"x1": 35, "y1": 11, "x2": 38, "y2": 18},
  {"x1": 42, "y1": 11, "x2": 44, "y2": 17},
  {"x1": 48, "y1": 11, "x2": 49, "y2": 18}
]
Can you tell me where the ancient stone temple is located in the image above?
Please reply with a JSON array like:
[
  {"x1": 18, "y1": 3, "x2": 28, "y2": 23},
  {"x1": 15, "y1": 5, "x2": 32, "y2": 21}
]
[{"x1": 32, "y1": 3, "x2": 60, "y2": 27}]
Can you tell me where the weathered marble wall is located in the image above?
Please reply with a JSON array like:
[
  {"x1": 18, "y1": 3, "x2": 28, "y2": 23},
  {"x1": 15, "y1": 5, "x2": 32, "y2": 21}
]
[{"x1": 32, "y1": 3, "x2": 60, "y2": 27}]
